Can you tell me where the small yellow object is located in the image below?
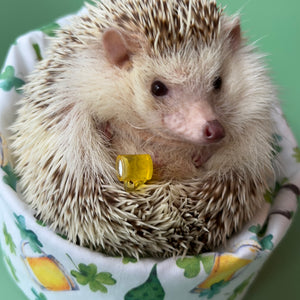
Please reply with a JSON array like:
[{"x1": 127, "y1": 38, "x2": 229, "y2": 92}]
[{"x1": 116, "y1": 154, "x2": 153, "y2": 190}]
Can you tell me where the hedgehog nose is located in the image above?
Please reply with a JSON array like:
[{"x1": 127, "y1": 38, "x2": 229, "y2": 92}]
[{"x1": 203, "y1": 120, "x2": 225, "y2": 142}]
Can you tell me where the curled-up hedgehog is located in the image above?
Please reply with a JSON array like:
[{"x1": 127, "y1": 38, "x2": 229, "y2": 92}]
[{"x1": 11, "y1": 0, "x2": 277, "y2": 258}]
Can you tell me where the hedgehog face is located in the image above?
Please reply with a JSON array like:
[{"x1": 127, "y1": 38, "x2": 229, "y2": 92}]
[
  {"x1": 98, "y1": 1, "x2": 245, "y2": 146},
  {"x1": 125, "y1": 48, "x2": 227, "y2": 145},
  {"x1": 125, "y1": 19, "x2": 272, "y2": 147}
]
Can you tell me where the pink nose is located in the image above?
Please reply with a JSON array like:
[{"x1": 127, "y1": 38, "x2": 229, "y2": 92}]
[{"x1": 203, "y1": 120, "x2": 225, "y2": 142}]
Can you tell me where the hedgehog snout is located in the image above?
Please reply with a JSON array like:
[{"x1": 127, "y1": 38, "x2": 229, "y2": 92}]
[{"x1": 203, "y1": 120, "x2": 225, "y2": 143}]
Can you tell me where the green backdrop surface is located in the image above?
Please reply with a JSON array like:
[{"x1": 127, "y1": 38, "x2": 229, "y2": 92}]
[{"x1": 0, "y1": 0, "x2": 299, "y2": 299}]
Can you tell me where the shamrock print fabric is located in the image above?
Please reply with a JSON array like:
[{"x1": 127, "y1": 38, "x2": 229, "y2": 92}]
[
  {"x1": 0, "y1": 6, "x2": 300, "y2": 300},
  {"x1": 0, "y1": 66, "x2": 25, "y2": 93}
]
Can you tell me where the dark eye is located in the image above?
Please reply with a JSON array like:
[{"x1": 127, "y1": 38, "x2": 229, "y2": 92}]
[
  {"x1": 213, "y1": 76, "x2": 222, "y2": 91},
  {"x1": 151, "y1": 80, "x2": 168, "y2": 97}
]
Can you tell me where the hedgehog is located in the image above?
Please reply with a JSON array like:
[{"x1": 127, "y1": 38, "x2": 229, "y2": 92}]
[{"x1": 11, "y1": 0, "x2": 277, "y2": 258}]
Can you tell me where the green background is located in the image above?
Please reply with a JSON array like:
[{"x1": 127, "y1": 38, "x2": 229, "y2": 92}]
[{"x1": 0, "y1": 0, "x2": 299, "y2": 299}]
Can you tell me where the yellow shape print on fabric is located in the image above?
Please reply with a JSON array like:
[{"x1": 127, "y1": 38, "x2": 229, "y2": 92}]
[
  {"x1": 26, "y1": 256, "x2": 71, "y2": 291},
  {"x1": 21, "y1": 241, "x2": 78, "y2": 291},
  {"x1": 192, "y1": 240, "x2": 261, "y2": 294},
  {"x1": 197, "y1": 254, "x2": 252, "y2": 290}
]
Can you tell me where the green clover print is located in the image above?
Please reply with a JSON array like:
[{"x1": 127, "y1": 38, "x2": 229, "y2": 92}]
[
  {"x1": 0, "y1": 65, "x2": 25, "y2": 93},
  {"x1": 71, "y1": 263, "x2": 116, "y2": 293}
]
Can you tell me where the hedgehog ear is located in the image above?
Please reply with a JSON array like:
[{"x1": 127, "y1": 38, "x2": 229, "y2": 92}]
[
  {"x1": 102, "y1": 29, "x2": 131, "y2": 68},
  {"x1": 226, "y1": 17, "x2": 242, "y2": 51}
]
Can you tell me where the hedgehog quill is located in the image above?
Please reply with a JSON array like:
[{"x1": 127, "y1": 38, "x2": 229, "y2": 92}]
[{"x1": 11, "y1": 0, "x2": 277, "y2": 258}]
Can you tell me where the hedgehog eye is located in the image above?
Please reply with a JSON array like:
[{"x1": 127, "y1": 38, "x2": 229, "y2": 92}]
[
  {"x1": 151, "y1": 80, "x2": 169, "y2": 97},
  {"x1": 213, "y1": 76, "x2": 222, "y2": 91}
]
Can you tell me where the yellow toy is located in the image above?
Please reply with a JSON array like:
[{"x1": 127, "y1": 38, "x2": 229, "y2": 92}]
[{"x1": 116, "y1": 154, "x2": 153, "y2": 190}]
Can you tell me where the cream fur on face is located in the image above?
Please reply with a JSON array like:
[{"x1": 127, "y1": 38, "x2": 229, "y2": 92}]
[{"x1": 11, "y1": 0, "x2": 277, "y2": 258}]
